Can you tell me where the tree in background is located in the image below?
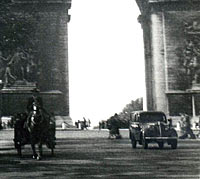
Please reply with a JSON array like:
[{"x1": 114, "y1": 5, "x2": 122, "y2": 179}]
[
  {"x1": 105, "y1": 98, "x2": 143, "y2": 129},
  {"x1": 118, "y1": 98, "x2": 143, "y2": 128}
]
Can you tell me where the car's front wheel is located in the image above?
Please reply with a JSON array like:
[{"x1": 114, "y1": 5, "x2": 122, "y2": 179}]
[
  {"x1": 158, "y1": 141, "x2": 164, "y2": 149},
  {"x1": 171, "y1": 139, "x2": 177, "y2": 149},
  {"x1": 142, "y1": 139, "x2": 148, "y2": 149},
  {"x1": 131, "y1": 136, "x2": 137, "y2": 148}
]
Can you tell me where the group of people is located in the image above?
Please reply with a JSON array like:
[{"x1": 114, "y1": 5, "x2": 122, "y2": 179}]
[
  {"x1": 75, "y1": 118, "x2": 91, "y2": 130},
  {"x1": 98, "y1": 120, "x2": 107, "y2": 130}
]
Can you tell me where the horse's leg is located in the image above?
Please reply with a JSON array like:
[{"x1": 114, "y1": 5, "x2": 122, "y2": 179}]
[
  {"x1": 51, "y1": 147, "x2": 54, "y2": 156},
  {"x1": 37, "y1": 143, "x2": 42, "y2": 160},
  {"x1": 16, "y1": 143, "x2": 22, "y2": 157},
  {"x1": 14, "y1": 135, "x2": 22, "y2": 157},
  {"x1": 31, "y1": 144, "x2": 37, "y2": 159}
]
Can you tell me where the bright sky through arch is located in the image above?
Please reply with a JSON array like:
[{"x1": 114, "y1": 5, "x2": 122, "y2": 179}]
[{"x1": 68, "y1": 0, "x2": 145, "y2": 127}]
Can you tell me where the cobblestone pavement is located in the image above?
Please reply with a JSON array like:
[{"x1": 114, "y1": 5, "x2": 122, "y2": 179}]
[{"x1": 0, "y1": 129, "x2": 200, "y2": 179}]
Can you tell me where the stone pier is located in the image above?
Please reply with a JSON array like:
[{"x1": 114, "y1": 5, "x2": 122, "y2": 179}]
[
  {"x1": 136, "y1": 0, "x2": 200, "y2": 123},
  {"x1": 0, "y1": 0, "x2": 72, "y2": 126}
]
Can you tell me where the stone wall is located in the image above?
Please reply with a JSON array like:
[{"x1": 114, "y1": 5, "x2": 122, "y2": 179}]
[{"x1": 1, "y1": 90, "x2": 63, "y2": 116}]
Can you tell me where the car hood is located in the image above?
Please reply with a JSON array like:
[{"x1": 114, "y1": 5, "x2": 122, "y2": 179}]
[
  {"x1": 141, "y1": 122, "x2": 171, "y2": 137},
  {"x1": 141, "y1": 122, "x2": 166, "y2": 129}
]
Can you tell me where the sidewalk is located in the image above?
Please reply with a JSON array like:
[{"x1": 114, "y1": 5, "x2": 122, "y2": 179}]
[{"x1": 1, "y1": 128, "x2": 200, "y2": 141}]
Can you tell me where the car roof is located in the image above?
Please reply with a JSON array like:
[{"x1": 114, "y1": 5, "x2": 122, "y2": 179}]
[{"x1": 131, "y1": 111, "x2": 166, "y2": 115}]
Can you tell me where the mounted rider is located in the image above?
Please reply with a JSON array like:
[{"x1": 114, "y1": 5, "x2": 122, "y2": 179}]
[
  {"x1": 27, "y1": 88, "x2": 43, "y2": 114},
  {"x1": 13, "y1": 87, "x2": 56, "y2": 159},
  {"x1": 27, "y1": 88, "x2": 53, "y2": 117},
  {"x1": 26, "y1": 88, "x2": 53, "y2": 128}
]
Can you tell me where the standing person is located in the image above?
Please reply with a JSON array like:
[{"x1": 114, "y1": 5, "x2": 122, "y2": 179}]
[
  {"x1": 83, "y1": 117, "x2": 88, "y2": 130},
  {"x1": 99, "y1": 121, "x2": 102, "y2": 131},
  {"x1": 75, "y1": 121, "x2": 78, "y2": 128},
  {"x1": 196, "y1": 116, "x2": 200, "y2": 138},
  {"x1": 88, "y1": 119, "x2": 91, "y2": 128},
  {"x1": 113, "y1": 113, "x2": 121, "y2": 139},
  {"x1": 107, "y1": 117, "x2": 115, "y2": 139}
]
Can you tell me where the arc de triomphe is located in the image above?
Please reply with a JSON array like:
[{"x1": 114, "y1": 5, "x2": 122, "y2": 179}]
[
  {"x1": 136, "y1": 0, "x2": 200, "y2": 121},
  {"x1": 0, "y1": 0, "x2": 72, "y2": 126}
]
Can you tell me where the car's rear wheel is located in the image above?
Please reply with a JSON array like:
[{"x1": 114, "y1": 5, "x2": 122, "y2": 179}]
[
  {"x1": 131, "y1": 136, "x2": 137, "y2": 148},
  {"x1": 158, "y1": 141, "x2": 164, "y2": 149},
  {"x1": 142, "y1": 139, "x2": 148, "y2": 149},
  {"x1": 171, "y1": 139, "x2": 177, "y2": 149}
]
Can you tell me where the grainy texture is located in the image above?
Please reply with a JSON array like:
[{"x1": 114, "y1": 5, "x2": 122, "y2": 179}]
[{"x1": 0, "y1": 129, "x2": 200, "y2": 178}]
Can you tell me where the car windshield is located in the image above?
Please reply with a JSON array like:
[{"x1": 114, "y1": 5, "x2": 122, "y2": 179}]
[{"x1": 139, "y1": 113, "x2": 166, "y2": 123}]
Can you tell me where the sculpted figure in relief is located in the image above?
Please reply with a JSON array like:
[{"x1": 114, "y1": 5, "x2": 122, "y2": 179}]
[
  {"x1": 0, "y1": 49, "x2": 37, "y2": 87},
  {"x1": 182, "y1": 20, "x2": 200, "y2": 86}
]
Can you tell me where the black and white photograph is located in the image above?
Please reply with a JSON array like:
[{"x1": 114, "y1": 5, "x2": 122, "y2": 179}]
[{"x1": 0, "y1": 0, "x2": 200, "y2": 178}]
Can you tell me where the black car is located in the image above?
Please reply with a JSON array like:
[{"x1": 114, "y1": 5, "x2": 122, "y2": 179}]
[{"x1": 129, "y1": 111, "x2": 178, "y2": 149}]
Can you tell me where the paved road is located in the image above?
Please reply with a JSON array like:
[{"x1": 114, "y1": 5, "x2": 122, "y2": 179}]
[{"x1": 0, "y1": 129, "x2": 200, "y2": 179}]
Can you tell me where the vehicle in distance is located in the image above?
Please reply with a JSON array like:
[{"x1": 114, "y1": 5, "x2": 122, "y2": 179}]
[{"x1": 129, "y1": 111, "x2": 178, "y2": 149}]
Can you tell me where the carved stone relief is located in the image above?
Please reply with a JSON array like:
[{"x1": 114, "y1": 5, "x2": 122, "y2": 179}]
[
  {"x1": 0, "y1": 49, "x2": 38, "y2": 88},
  {"x1": 179, "y1": 20, "x2": 200, "y2": 89}
]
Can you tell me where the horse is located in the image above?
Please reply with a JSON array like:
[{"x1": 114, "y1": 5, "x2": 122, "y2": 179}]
[{"x1": 14, "y1": 102, "x2": 56, "y2": 160}]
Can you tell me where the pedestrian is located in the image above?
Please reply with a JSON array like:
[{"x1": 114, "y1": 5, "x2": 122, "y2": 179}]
[
  {"x1": 196, "y1": 116, "x2": 200, "y2": 138},
  {"x1": 83, "y1": 117, "x2": 87, "y2": 130},
  {"x1": 88, "y1": 119, "x2": 91, "y2": 127},
  {"x1": 179, "y1": 114, "x2": 196, "y2": 139},
  {"x1": 75, "y1": 121, "x2": 78, "y2": 128},
  {"x1": 107, "y1": 114, "x2": 122, "y2": 139},
  {"x1": 99, "y1": 122, "x2": 102, "y2": 130}
]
